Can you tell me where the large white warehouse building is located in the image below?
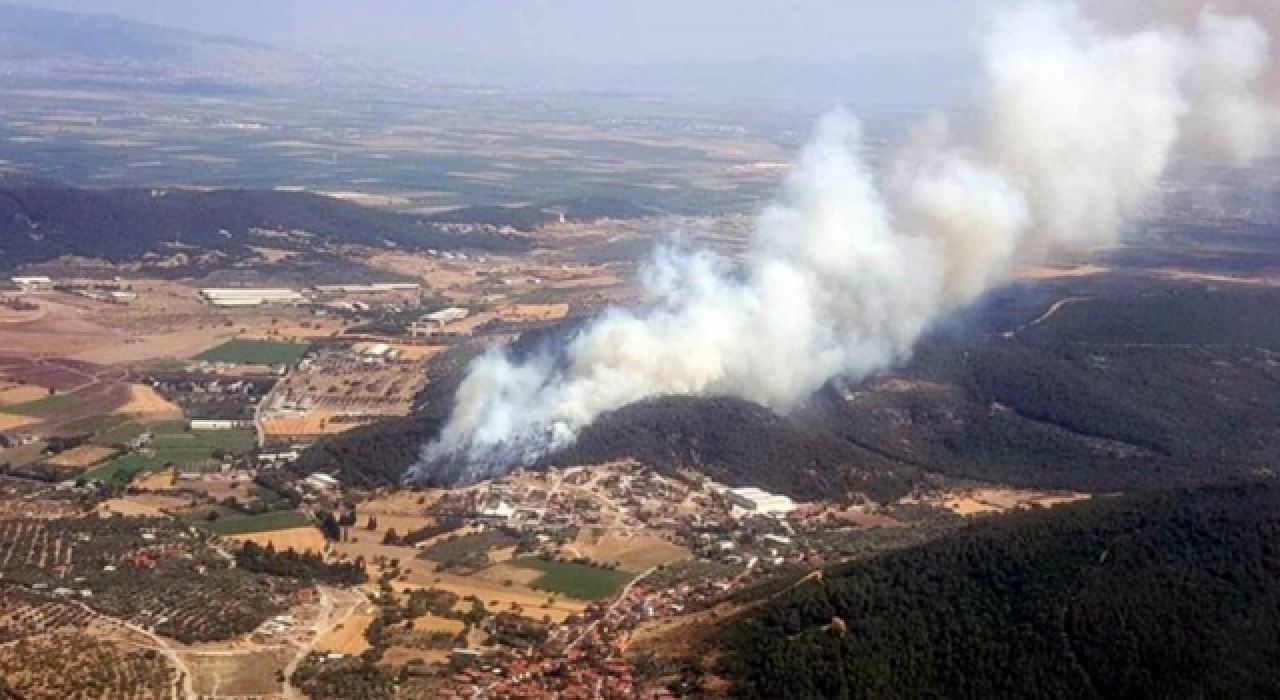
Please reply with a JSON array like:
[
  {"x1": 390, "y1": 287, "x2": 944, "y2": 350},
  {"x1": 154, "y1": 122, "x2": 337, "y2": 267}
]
[
  {"x1": 727, "y1": 487, "x2": 797, "y2": 515},
  {"x1": 201, "y1": 288, "x2": 306, "y2": 307}
]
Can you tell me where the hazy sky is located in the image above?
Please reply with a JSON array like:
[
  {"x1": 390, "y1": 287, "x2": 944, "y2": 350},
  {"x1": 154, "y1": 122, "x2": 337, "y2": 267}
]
[{"x1": 18, "y1": 0, "x2": 995, "y2": 64}]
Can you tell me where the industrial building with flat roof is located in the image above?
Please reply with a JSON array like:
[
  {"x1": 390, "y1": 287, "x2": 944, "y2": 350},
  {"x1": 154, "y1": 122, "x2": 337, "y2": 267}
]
[
  {"x1": 11, "y1": 276, "x2": 52, "y2": 289},
  {"x1": 200, "y1": 288, "x2": 307, "y2": 307},
  {"x1": 410, "y1": 307, "x2": 471, "y2": 336},
  {"x1": 727, "y1": 486, "x2": 797, "y2": 515},
  {"x1": 313, "y1": 283, "x2": 421, "y2": 294}
]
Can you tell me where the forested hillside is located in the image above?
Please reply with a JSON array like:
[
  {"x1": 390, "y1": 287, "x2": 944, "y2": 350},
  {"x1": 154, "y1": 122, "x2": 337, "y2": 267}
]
[
  {"x1": 722, "y1": 480, "x2": 1280, "y2": 700},
  {"x1": 824, "y1": 284, "x2": 1280, "y2": 494},
  {"x1": 0, "y1": 179, "x2": 532, "y2": 268},
  {"x1": 425, "y1": 197, "x2": 654, "y2": 231},
  {"x1": 545, "y1": 395, "x2": 921, "y2": 502}
]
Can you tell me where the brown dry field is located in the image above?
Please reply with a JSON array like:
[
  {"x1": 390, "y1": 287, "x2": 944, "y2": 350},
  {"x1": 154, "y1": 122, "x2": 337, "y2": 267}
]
[
  {"x1": 381, "y1": 646, "x2": 450, "y2": 667},
  {"x1": 362, "y1": 252, "x2": 485, "y2": 288},
  {"x1": 226, "y1": 526, "x2": 327, "y2": 555},
  {"x1": 112, "y1": 384, "x2": 183, "y2": 418},
  {"x1": 931, "y1": 489, "x2": 1092, "y2": 516},
  {"x1": 240, "y1": 318, "x2": 348, "y2": 342},
  {"x1": 46, "y1": 445, "x2": 119, "y2": 469},
  {"x1": 353, "y1": 514, "x2": 439, "y2": 542},
  {"x1": 389, "y1": 574, "x2": 587, "y2": 624},
  {"x1": 0, "y1": 289, "x2": 234, "y2": 363},
  {"x1": 568, "y1": 530, "x2": 691, "y2": 572},
  {"x1": 1016, "y1": 264, "x2": 1111, "y2": 279},
  {"x1": 0, "y1": 285, "x2": 342, "y2": 365},
  {"x1": 314, "y1": 613, "x2": 375, "y2": 655},
  {"x1": 0, "y1": 412, "x2": 38, "y2": 431},
  {"x1": 97, "y1": 494, "x2": 190, "y2": 517},
  {"x1": 181, "y1": 648, "x2": 292, "y2": 697},
  {"x1": 75, "y1": 325, "x2": 236, "y2": 365},
  {"x1": 384, "y1": 343, "x2": 448, "y2": 361},
  {"x1": 498, "y1": 303, "x2": 570, "y2": 323},
  {"x1": 331, "y1": 540, "x2": 417, "y2": 570},
  {"x1": 545, "y1": 274, "x2": 624, "y2": 290},
  {"x1": 360, "y1": 491, "x2": 443, "y2": 515},
  {"x1": 133, "y1": 468, "x2": 175, "y2": 491},
  {"x1": 410, "y1": 613, "x2": 465, "y2": 635},
  {"x1": 0, "y1": 305, "x2": 47, "y2": 324},
  {"x1": 830, "y1": 506, "x2": 907, "y2": 529},
  {"x1": 3, "y1": 316, "x2": 115, "y2": 357},
  {"x1": 472, "y1": 562, "x2": 542, "y2": 587},
  {"x1": 0, "y1": 384, "x2": 49, "y2": 405},
  {"x1": 440, "y1": 311, "x2": 499, "y2": 336},
  {"x1": 171, "y1": 475, "x2": 248, "y2": 501},
  {"x1": 262, "y1": 411, "x2": 378, "y2": 440}
]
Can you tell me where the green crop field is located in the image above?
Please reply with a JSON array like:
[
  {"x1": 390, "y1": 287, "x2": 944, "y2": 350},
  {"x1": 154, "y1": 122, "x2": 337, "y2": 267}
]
[
  {"x1": 84, "y1": 425, "x2": 256, "y2": 485},
  {"x1": 5, "y1": 392, "x2": 77, "y2": 416},
  {"x1": 83, "y1": 453, "x2": 167, "y2": 484},
  {"x1": 513, "y1": 558, "x2": 633, "y2": 600},
  {"x1": 196, "y1": 340, "x2": 310, "y2": 365},
  {"x1": 91, "y1": 420, "x2": 151, "y2": 447},
  {"x1": 202, "y1": 511, "x2": 312, "y2": 535}
]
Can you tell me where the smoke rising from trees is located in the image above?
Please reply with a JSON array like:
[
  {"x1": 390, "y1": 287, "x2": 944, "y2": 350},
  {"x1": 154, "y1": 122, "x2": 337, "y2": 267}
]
[{"x1": 410, "y1": 0, "x2": 1280, "y2": 482}]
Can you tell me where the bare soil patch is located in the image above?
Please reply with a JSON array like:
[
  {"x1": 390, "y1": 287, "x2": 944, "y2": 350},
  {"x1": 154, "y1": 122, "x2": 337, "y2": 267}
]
[
  {"x1": 226, "y1": 526, "x2": 327, "y2": 555},
  {"x1": 46, "y1": 445, "x2": 119, "y2": 469},
  {"x1": 97, "y1": 494, "x2": 190, "y2": 517},
  {"x1": 0, "y1": 412, "x2": 38, "y2": 431},
  {"x1": 314, "y1": 613, "x2": 375, "y2": 655},
  {"x1": 113, "y1": 384, "x2": 183, "y2": 418},
  {"x1": 569, "y1": 529, "x2": 691, "y2": 572},
  {"x1": 181, "y1": 648, "x2": 291, "y2": 697}
]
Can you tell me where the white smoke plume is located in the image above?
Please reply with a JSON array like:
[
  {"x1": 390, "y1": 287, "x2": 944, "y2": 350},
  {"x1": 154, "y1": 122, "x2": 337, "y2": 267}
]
[{"x1": 411, "y1": 0, "x2": 1280, "y2": 482}]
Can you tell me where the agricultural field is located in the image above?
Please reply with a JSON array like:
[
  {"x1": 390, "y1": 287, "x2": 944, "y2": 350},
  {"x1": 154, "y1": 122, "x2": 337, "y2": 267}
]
[
  {"x1": 0, "y1": 483, "x2": 82, "y2": 520},
  {"x1": 418, "y1": 529, "x2": 521, "y2": 572},
  {"x1": 513, "y1": 558, "x2": 634, "y2": 600},
  {"x1": 567, "y1": 528, "x2": 691, "y2": 572},
  {"x1": 0, "y1": 516, "x2": 292, "y2": 643},
  {"x1": 0, "y1": 383, "x2": 49, "y2": 406},
  {"x1": 182, "y1": 648, "x2": 293, "y2": 697},
  {"x1": 113, "y1": 384, "x2": 183, "y2": 419},
  {"x1": 389, "y1": 578, "x2": 586, "y2": 625},
  {"x1": 0, "y1": 411, "x2": 39, "y2": 431},
  {"x1": 203, "y1": 510, "x2": 312, "y2": 536},
  {"x1": 96, "y1": 494, "x2": 190, "y2": 518},
  {"x1": 0, "y1": 587, "x2": 95, "y2": 642},
  {"x1": 314, "y1": 612, "x2": 375, "y2": 655},
  {"x1": 45, "y1": 445, "x2": 120, "y2": 470},
  {"x1": 3, "y1": 391, "x2": 76, "y2": 417},
  {"x1": 91, "y1": 420, "x2": 153, "y2": 447},
  {"x1": 225, "y1": 525, "x2": 326, "y2": 554},
  {"x1": 0, "y1": 631, "x2": 178, "y2": 700},
  {"x1": 84, "y1": 424, "x2": 256, "y2": 485},
  {"x1": 196, "y1": 339, "x2": 310, "y2": 365}
]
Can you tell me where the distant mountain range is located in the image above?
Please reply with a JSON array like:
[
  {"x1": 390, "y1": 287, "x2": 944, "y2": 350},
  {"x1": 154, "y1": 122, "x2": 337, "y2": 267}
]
[
  {"x1": 0, "y1": 3, "x2": 301, "y2": 90},
  {"x1": 0, "y1": 3, "x2": 264, "y2": 62},
  {"x1": 0, "y1": 4, "x2": 975, "y2": 103}
]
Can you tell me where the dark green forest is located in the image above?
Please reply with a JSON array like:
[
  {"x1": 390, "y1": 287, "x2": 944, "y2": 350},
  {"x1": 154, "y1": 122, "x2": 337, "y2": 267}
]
[
  {"x1": 823, "y1": 285, "x2": 1280, "y2": 494},
  {"x1": 234, "y1": 541, "x2": 366, "y2": 585},
  {"x1": 0, "y1": 177, "x2": 532, "y2": 269},
  {"x1": 546, "y1": 395, "x2": 921, "y2": 503},
  {"x1": 722, "y1": 481, "x2": 1280, "y2": 700}
]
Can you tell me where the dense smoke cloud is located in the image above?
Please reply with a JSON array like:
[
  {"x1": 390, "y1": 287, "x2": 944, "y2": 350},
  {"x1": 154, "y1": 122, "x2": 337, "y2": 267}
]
[{"x1": 410, "y1": 0, "x2": 1280, "y2": 482}]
